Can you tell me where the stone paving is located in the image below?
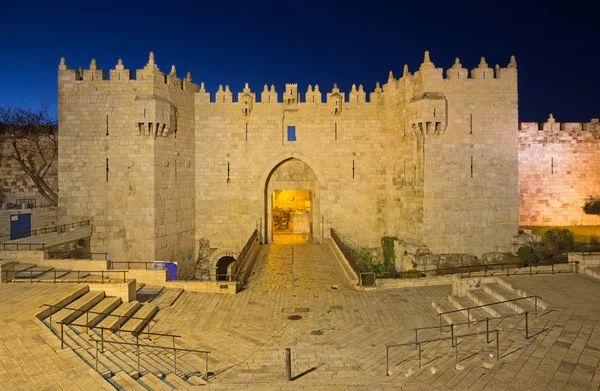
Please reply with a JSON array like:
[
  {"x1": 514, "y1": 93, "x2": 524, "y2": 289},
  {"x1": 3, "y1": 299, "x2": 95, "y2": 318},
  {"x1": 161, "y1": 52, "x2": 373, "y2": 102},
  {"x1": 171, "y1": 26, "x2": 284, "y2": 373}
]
[
  {"x1": 0, "y1": 283, "x2": 114, "y2": 391},
  {"x1": 3, "y1": 245, "x2": 600, "y2": 390}
]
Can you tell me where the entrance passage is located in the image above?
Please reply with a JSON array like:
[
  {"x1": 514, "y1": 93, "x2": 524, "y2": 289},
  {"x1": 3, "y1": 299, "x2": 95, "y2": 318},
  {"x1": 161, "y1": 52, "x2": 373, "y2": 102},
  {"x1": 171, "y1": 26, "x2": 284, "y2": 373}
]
[
  {"x1": 272, "y1": 190, "x2": 311, "y2": 245},
  {"x1": 216, "y1": 256, "x2": 235, "y2": 280}
]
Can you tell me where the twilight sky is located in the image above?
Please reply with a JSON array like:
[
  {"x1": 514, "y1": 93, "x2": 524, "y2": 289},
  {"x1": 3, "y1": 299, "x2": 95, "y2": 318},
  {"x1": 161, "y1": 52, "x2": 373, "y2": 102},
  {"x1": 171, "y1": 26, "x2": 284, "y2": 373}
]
[{"x1": 1, "y1": 0, "x2": 598, "y2": 122}]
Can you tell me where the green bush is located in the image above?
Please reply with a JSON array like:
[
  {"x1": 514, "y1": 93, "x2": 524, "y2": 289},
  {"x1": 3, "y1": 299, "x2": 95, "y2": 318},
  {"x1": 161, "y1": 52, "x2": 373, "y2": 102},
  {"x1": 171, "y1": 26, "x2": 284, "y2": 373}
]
[
  {"x1": 543, "y1": 228, "x2": 575, "y2": 256},
  {"x1": 517, "y1": 246, "x2": 539, "y2": 265},
  {"x1": 583, "y1": 195, "x2": 600, "y2": 215}
]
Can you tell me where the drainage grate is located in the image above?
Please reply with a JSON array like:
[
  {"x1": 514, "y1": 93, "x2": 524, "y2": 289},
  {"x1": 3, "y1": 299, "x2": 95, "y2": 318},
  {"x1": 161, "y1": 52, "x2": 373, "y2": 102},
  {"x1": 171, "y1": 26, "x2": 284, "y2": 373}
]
[
  {"x1": 311, "y1": 330, "x2": 324, "y2": 335},
  {"x1": 288, "y1": 315, "x2": 302, "y2": 321}
]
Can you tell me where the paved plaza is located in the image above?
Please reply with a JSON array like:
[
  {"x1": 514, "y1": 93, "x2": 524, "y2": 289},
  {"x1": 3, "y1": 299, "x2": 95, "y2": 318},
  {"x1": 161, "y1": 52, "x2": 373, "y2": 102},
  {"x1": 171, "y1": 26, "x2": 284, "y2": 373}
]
[{"x1": 1, "y1": 243, "x2": 600, "y2": 389}]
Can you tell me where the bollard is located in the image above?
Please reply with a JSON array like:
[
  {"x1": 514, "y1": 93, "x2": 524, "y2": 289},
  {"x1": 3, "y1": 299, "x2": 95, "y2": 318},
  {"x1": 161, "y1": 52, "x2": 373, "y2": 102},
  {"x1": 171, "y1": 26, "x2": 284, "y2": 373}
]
[
  {"x1": 386, "y1": 347, "x2": 389, "y2": 376},
  {"x1": 285, "y1": 348, "x2": 293, "y2": 380}
]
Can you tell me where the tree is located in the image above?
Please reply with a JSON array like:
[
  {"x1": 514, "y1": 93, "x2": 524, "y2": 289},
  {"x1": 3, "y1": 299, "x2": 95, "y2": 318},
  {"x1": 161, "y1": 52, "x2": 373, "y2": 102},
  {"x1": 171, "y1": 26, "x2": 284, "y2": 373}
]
[
  {"x1": 0, "y1": 101, "x2": 58, "y2": 206},
  {"x1": 583, "y1": 195, "x2": 600, "y2": 216},
  {"x1": 543, "y1": 228, "x2": 575, "y2": 256}
]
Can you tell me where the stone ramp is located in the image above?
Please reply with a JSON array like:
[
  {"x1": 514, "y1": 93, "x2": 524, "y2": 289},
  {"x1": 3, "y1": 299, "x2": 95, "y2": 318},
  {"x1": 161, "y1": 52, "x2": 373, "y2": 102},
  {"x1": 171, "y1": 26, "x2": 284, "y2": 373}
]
[{"x1": 247, "y1": 243, "x2": 355, "y2": 291}]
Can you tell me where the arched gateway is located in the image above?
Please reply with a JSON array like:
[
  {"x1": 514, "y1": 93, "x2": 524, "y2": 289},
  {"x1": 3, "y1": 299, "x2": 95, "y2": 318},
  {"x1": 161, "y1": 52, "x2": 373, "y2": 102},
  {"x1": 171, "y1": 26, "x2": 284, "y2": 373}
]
[{"x1": 264, "y1": 158, "x2": 321, "y2": 244}]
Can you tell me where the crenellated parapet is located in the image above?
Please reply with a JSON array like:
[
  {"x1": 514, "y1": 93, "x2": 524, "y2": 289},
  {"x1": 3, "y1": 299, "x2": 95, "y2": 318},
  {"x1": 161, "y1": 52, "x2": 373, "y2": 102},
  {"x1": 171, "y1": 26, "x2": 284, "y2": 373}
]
[
  {"x1": 326, "y1": 84, "x2": 345, "y2": 115},
  {"x1": 261, "y1": 84, "x2": 278, "y2": 103},
  {"x1": 348, "y1": 84, "x2": 366, "y2": 103},
  {"x1": 520, "y1": 115, "x2": 600, "y2": 142},
  {"x1": 305, "y1": 85, "x2": 322, "y2": 103},
  {"x1": 238, "y1": 83, "x2": 256, "y2": 115}
]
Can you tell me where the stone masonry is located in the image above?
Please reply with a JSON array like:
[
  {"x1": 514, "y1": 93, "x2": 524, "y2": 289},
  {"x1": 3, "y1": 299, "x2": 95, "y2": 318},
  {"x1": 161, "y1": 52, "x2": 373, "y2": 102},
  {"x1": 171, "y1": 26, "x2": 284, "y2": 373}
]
[{"x1": 56, "y1": 50, "x2": 592, "y2": 266}]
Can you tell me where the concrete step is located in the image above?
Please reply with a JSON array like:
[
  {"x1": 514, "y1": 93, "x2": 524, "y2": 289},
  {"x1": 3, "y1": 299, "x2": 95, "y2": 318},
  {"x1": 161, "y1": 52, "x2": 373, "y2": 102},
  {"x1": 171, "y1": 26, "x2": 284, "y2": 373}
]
[
  {"x1": 59, "y1": 327, "x2": 114, "y2": 377},
  {"x1": 108, "y1": 372, "x2": 148, "y2": 391},
  {"x1": 137, "y1": 285, "x2": 163, "y2": 303},
  {"x1": 36, "y1": 270, "x2": 71, "y2": 280},
  {"x1": 137, "y1": 372, "x2": 175, "y2": 390},
  {"x1": 432, "y1": 298, "x2": 467, "y2": 325},
  {"x1": 494, "y1": 278, "x2": 550, "y2": 309},
  {"x1": 136, "y1": 283, "x2": 146, "y2": 291},
  {"x1": 71, "y1": 297, "x2": 122, "y2": 332},
  {"x1": 466, "y1": 290, "x2": 517, "y2": 318},
  {"x1": 14, "y1": 267, "x2": 52, "y2": 278},
  {"x1": 97, "y1": 301, "x2": 141, "y2": 331},
  {"x1": 51, "y1": 291, "x2": 106, "y2": 325},
  {"x1": 121, "y1": 303, "x2": 159, "y2": 334},
  {"x1": 151, "y1": 288, "x2": 184, "y2": 309},
  {"x1": 186, "y1": 374, "x2": 208, "y2": 386}
]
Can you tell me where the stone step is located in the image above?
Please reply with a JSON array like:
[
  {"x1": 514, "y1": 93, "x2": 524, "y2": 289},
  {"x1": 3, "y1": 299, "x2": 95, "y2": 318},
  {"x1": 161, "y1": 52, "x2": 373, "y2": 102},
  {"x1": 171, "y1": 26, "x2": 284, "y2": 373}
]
[
  {"x1": 97, "y1": 301, "x2": 141, "y2": 331},
  {"x1": 481, "y1": 283, "x2": 541, "y2": 315},
  {"x1": 51, "y1": 291, "x2": 106, "y2": 325},
  {"x1": 151, "y1": 288, "x2": 184, "y2": 309},
  {"x1": 447, "y1": 295, "x2": 489, "y2": 322},
  {"x1": 137, "y1": 372, "x2": 175, "y2": 390},
  {"x1": 136, "y1": 283, "x2": 146, "y2": 291},
  {"x1": 137, "y1": 285, "x2": 164, "y2": 303},
  {"x1": 466, "y1": 290, "x2": 517, "y2": 318},
  {"x1": 186, "y1": 374, "x2": 208, "y2": 386},
  {"x1": 164, "y1": 373, "x2": 192, "y2": 389},
  {"x1": 60, "y1": 328, "x2": 114, "y2": 377},
  {"x1": 36, "y1": 284, "x2": 90, "y2": 320},
  {"x1": 432, "y1": 298, "x2": 467, "y2": 325},
  {"x1": 493, "y1": 278, "x2": 549, "y2": 309},
  {"x1": 71, "y1": 297, "x2": 122, "y2": 331},
  {"x1": 13, "y1": 263, "x2": 36, "y2": 272},
  {"x1": 584, "y1": 267, "x2": 600, "y2": 281},
  {"x1": 36, "y1": 270, "x2": 71, "y2": 280},
  {"x1": 121, "y1": 303, "x2": 159, "y2": 334},
  {"x1": 108, "y1": 372, "x2": 148, "y2": 391}
]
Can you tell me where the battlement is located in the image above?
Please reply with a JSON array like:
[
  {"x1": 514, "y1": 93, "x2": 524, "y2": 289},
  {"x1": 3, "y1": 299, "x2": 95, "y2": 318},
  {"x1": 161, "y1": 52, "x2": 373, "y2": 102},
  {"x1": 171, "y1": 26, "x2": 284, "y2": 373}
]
[
  {"x1": 58, "y1": 52, "x2": 199, "y2": 93},
  {"x1": 519, "y1": 114, "x2": 600, "y2": 142}
]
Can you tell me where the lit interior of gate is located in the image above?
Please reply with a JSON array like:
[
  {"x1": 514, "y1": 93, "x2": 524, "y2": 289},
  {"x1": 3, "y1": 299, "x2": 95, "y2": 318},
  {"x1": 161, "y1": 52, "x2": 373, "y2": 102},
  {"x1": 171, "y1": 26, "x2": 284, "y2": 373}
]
[{"x1": 272, "y1": 190, "x2": 311, "y2": 243}]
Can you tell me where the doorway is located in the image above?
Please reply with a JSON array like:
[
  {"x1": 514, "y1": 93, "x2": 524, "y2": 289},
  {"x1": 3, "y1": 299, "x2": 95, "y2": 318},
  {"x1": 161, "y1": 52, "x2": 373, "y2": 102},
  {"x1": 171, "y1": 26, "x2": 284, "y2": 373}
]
[{"x1": 272, "y1": 190, "x2": 311, "y2": 244}]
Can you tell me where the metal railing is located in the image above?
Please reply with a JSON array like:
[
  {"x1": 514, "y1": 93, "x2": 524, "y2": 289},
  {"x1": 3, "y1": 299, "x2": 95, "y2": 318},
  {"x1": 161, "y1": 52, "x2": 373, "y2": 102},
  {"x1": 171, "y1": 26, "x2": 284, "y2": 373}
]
[
  {"x1": 379, "y1": 260, "x2": 579, "y2": 280},
  {"x1": 107, "y1": 261, "x2": 156, "y2": 270},
  {"x1": 46, "y1": 251, "x2": 110, "y2": 261},
  {"x1": 385, "y1": 329, "x2": 501, "y2": 375},
  {"x1": 331, "y1": 228, "x2": 378, "y2": 286},
  {"x1": 0, "y1": 220, "x2": 91, "y2": 242},
  {"x1": 415, "y1": 311, "x2": 532, "y2": 349},
  {"x1": 437, "y1": 295, "x2": 541, "y2": 330},
  {"x1": 1, "y1": 242, "x2": 46, "y2": 251},
  {"x1": 40, "y1": 303, "x2": 168, "y2": 348},
  {"x1": 231, "y1": 230, "x2": 259, "y2": 282},
  {"x1": 4, "y1": 269, "x2": 128, "y2": 283},
  {"x1": 89, "y1": 337, "x2": 210, "y2": 380}
]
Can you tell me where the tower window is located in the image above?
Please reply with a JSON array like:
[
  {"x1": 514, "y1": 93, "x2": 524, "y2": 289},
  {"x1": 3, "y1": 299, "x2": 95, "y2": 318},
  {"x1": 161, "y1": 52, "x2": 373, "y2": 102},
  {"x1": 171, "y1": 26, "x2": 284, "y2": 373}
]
[{"x1": 287, "y1": 126, "x2": 296, "y2": 141}]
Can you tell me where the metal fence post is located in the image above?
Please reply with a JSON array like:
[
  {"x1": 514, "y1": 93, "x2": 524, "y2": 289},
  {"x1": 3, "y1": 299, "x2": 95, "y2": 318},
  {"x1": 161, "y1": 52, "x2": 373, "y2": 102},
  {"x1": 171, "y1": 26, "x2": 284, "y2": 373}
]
[
  {"x1": 455, "y1": 339, "x2": 458, "y2": 367},
  {"x1": 174, "y1": 348, "x2": 177, "y2": 376},
  {"x1": 525, "y1": 311, "x2": 529, "y2": 339},
  {"x1": 95, "y1": 341, "x2": 99, "y2": 371},
  {"x1": 386, "y1": 347, "x2": 389, "y2": 376},
  {"x1": 467, "y1": 309, "x2": 470, "y2": 328},
  {"x1": 418, "y1": 343, "x2": 422, "y2": 369},
  {"x1": 205, "y1": 352, "x2": 209, "y2": 381},
  {"x1": 534, "y1": 297, "x2": 538, "y2": 319},
  {"x1": 486, "y1": 317, "x2": 490, "y2": 343},
  {"x1": 285, "y1": 348, "x2": 292, "y2": 381},
  {"x1": 451, "y1": 324, "x2": 455, "y2": 347},
  {"x1": 415, "y1": 329, "x2": 418, "y2": 350},
  {"x1": 137, "y1": 339, "x2": 140, "y2": 377},
  {"x1": 60, "y1": 322, "x2": 64, "y2": 349},
  {"x1": 496, "y1": 330, "x2": 500, "y2": 360}
]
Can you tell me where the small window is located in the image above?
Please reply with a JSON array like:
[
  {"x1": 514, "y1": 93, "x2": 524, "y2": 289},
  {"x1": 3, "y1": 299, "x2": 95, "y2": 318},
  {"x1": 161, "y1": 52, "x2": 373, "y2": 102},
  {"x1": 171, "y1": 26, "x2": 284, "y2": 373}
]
[{"x1": 287, "y1": 126, "x2": 296, "y2": 141}]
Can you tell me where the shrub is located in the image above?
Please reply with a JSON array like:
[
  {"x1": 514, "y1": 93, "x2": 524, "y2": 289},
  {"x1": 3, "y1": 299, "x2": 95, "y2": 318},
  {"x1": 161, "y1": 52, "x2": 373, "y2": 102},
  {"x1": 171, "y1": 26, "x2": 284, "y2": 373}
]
[
  {"x1": 543, "y1": 228, "x2": 575, "y2": 256},
  {"x1": 517, "y1": 246, "x2": 539, "y2": 265},
  {"x1": 583, "y1": 195, "x2": 600, "y2": 215},
  {"x1": 590, "y1": 235, "x2": 600, "y2": 251}
]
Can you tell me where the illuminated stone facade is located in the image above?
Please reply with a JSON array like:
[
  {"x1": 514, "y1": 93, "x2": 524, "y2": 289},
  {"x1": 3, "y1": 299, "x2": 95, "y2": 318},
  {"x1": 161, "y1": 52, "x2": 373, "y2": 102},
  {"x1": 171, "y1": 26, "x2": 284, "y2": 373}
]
[{"x1": 58, "y1": 51, "x2": 523, "y2": 264}]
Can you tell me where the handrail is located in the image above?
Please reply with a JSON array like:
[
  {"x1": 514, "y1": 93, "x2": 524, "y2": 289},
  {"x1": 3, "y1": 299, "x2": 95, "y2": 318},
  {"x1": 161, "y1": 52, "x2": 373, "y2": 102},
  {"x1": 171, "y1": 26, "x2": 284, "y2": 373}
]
[
  {"x1": 107, "y1": 261, "x2": 157, "y2": 270},
  {"x1": 2, "y1": 243, "x2": 46, "y2": 251},
  {"x1": 40, "y1": 303, "x2": 157, "y2": 324},
  {"x1": 88, "y1": 337, "x2": 210, "y2": 380},
  {"x1": 5, "y1": 269, "x2": 128, "y2": 283},
  {"x1": 0, "y1": 220, "x2": 91, "y2": 241},
  {"x1": 231, "y1": 230, "x2": 259, "y2": 282},
  {"x1": 385, "y1": 329, "x2": 501, "y2": 375},
  {"x1": 437, "y1": 295, "x2": 540, "y2": 317}
]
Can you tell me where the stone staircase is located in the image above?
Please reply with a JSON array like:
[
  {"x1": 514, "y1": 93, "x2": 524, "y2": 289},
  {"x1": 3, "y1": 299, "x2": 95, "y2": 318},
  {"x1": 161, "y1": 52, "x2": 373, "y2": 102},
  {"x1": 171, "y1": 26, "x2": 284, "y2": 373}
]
[
  {"x1": 383, "y1": 279, "x2": 550, "y2": 388},
  {"x1": 37, "y1": 285, "x2": 208, "y2": 390}
]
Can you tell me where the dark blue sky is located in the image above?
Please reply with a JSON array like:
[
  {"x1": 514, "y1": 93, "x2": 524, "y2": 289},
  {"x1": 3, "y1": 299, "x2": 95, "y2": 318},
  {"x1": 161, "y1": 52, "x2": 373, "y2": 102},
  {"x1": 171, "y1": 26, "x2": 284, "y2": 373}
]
[{"x1": 1, "y1": 0, "x2": 598, "y2": 122}]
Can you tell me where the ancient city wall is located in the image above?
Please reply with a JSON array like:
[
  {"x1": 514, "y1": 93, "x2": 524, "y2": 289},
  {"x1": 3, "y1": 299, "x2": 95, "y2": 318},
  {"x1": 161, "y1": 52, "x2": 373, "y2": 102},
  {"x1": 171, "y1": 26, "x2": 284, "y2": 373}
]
[
  {"x1": 58, "y1": 54, "x2": 197, "y2": 262},
  {"x1": 519, "y1": 117, "x2": 600, "y2": 226},
  {"x1": 195, "y1": 83, "x2": 387, "y2": 250}
]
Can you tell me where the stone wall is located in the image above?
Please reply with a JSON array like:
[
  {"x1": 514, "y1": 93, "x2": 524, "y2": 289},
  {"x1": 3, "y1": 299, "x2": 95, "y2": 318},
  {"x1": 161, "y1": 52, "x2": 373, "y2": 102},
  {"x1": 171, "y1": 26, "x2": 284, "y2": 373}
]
[
  {"x1": 0, "y1": 138, "x2": 58, "y2": 207},
  {"x1": 58, "y1": 51, "x2": 522, "y2": 264},
  {"x1": 519, "y1": 117, "x2": 600, "y2": 226},
  {"x1": 0, "y1": 207, "x2": 58, "y2": 239}
]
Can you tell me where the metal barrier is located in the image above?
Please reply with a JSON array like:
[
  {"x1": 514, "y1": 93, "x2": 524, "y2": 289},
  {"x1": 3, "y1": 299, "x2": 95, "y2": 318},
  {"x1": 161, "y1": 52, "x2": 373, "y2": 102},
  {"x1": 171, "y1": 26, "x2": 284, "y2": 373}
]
[
  {"x1": 1, "y1": 242, "x2": 46, "y2": 251},
  {"x1": 231, "y1": 230, "x2": 258, "y2": 282},
  {"x1": 415, "y1": 311, "x2": 531, "y2": 348},
  {"x1": 88, "y1": 337, "x2": 210, "y2": 380},
  {"x1": 437, "y1": 295, "x2": 541, "y2": 331},
  {"x1": 5, "y1": 269, "x2": 127, "y2": 283},
  {"x1": 0, "y1": 220, "x2": 91, "y2": 242},
  {"x1": 386, "y1": 329, "x2": 500, "y2": 375},
  {"x1": 330, "y1": 228, "x2": 377, "y2": 286},
  {"x1": 40, "y1": 303, "x2": 168, "y2": 348},
  {"x1": 107, "y1": 261, "x2": 156, "y2": 270}
]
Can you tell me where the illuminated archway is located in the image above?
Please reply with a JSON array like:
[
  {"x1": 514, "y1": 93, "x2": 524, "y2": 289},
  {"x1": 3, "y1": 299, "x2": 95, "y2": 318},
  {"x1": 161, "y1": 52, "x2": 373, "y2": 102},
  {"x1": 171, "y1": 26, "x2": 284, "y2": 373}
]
[{"x1": 264, "y1": 158, "x2": 320, "y2": 244}]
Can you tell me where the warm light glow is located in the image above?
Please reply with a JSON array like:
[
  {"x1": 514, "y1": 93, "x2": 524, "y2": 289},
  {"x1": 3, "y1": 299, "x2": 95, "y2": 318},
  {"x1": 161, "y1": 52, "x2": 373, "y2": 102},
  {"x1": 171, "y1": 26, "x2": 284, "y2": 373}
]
[{"x1": 272, "y1": 190, "x2": 312, "y2": 244}]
